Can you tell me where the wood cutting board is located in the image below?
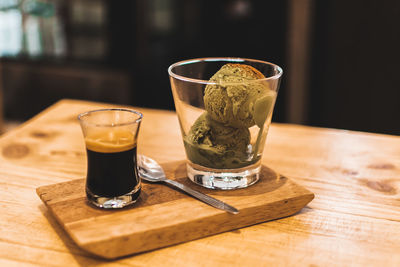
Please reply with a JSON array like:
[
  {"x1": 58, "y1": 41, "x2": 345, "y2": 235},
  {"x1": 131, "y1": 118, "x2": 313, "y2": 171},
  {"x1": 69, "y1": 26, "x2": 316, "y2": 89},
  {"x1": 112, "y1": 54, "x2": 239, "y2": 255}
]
[{"x1": 36, "y1": 160, "x2": 314, "y2": 259}]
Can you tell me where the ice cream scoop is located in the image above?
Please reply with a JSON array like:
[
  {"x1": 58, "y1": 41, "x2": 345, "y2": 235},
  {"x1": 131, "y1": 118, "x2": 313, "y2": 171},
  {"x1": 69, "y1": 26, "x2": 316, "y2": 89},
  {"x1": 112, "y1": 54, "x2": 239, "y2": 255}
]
[
  {"x1": 184, "y1": 63, "x2": 276, "y2": 170},
  {"x1": 204, "y1": 63, "x2": 273, "y2": 128},
  {"x1": 184, "y1": 113, "x2": 251, "y2": 169}
]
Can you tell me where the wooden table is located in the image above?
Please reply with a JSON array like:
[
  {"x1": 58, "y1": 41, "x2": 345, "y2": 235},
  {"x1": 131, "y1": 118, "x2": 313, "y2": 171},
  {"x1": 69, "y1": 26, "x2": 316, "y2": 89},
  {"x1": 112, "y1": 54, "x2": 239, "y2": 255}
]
[{"x1": 1, "y1": 99, "x2": 399, "y2": 266}]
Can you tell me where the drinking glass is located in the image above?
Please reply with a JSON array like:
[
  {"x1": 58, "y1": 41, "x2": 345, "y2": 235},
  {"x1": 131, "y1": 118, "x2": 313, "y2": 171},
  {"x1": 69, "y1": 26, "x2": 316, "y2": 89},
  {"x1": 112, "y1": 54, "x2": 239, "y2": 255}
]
[
  {"x1": 78, "y1": 108, "x2": 143, "y2": 208},
  {"x1": 168, "y1": 57, "x2": 282, "y2": 189}
]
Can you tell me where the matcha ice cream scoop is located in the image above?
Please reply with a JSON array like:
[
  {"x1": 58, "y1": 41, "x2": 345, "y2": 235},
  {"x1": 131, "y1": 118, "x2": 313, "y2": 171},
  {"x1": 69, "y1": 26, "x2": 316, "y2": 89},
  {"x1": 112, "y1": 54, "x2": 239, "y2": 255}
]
[
  {"x1": 184, "y1": 113, "x2": 251, "y2": 169},
  {"x1": 204, "y1": 63, "x2": 273, "y2": 128},
  {"x1": 183, "y1": 63, "x2": 276, "y2": 169}
]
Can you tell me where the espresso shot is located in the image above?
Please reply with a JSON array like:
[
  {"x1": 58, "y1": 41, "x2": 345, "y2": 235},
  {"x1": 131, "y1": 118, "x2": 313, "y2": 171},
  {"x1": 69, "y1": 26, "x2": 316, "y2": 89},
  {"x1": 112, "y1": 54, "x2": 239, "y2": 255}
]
[
  {"x1": 85, "y1": 130, "x2": 141, "y2": 199},
  {"x1": 78, "y1": 108, "x2": 143, "y2": 209}
]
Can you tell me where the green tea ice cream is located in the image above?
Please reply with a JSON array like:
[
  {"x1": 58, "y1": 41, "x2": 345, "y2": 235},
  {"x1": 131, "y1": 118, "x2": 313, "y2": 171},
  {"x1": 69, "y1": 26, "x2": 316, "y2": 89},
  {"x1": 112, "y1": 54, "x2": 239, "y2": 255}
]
[
  {"x1": 204, "y1": 63, "x2": 273, "y2": 128},
  {"x1": 184, "y1": 113, "x2": 250, "y2": 169},
  {"x1": 184, "y1": 63, "x2": 275, "y2": 169}
]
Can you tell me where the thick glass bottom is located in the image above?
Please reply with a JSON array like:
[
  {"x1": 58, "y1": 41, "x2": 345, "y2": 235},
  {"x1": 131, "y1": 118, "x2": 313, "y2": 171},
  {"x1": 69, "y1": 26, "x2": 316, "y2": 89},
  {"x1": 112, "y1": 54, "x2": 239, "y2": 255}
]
[
  {"x1": 86, "y1": 186, "x2": 141, "y2": 209},
  {"x1": 187, "y1": 162, "x2": 261, "y2": 190}
]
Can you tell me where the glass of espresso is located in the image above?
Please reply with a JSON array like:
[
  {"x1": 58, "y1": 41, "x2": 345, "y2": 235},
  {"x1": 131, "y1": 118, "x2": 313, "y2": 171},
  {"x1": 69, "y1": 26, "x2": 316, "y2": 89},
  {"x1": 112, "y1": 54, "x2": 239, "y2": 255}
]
[{"x1": 78, "y1": 108, "x2": 143, "y2": 209}]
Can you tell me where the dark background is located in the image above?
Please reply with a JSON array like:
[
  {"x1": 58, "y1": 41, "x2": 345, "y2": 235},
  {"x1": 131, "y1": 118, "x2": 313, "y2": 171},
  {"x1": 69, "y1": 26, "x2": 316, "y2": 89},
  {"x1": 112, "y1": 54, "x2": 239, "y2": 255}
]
[
  {"x1": 1, "y1": 0, "x2": 399, "y2": 135},
  {"x1": 310, "y1": 0, "x2": 400, "y2": 134}
]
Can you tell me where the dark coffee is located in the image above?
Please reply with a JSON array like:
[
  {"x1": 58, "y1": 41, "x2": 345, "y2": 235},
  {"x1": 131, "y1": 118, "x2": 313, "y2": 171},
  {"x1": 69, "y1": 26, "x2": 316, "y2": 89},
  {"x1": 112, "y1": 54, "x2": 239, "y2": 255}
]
[
  {"x1": 86, "y1": 147, "x2": 140, "y2": 198},
  {"x1": 84, "y1": 130, "x2": 141, "y2": 199}
]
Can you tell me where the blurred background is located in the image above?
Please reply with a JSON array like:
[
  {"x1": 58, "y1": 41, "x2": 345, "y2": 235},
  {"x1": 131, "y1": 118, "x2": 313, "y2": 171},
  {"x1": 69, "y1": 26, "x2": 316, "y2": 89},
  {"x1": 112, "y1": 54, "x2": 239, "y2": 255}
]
[{"x1": 0, "y1": 0, "x2": 399, "y2": 135}]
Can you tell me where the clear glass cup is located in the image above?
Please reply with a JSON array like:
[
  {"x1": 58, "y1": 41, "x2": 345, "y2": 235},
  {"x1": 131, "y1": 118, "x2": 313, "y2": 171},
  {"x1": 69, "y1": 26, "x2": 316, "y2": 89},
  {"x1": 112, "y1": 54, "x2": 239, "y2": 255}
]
[
  {"x1": 78, "y1": 108, "x2": 143, "y2": 208},
  {"x1": 168, "y1": 57, "x2": 282, "y2": 190}
]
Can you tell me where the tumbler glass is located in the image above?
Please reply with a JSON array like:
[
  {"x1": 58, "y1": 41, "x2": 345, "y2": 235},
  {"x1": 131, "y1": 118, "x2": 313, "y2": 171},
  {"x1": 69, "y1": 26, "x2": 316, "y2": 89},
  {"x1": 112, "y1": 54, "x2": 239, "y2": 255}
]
[
  {"x1": 78, "y1": 108, "x2": 143, "y2": 208},
  {"x1": 168, "y1": 58, "x2": 282, "y2": 190}
]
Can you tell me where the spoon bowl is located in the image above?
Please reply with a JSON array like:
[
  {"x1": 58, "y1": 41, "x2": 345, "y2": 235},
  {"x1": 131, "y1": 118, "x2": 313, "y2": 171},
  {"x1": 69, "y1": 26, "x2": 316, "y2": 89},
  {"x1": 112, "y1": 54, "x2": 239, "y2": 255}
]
[{"x1": 138, "y1": 155, "x2": 166, "y2": 182}]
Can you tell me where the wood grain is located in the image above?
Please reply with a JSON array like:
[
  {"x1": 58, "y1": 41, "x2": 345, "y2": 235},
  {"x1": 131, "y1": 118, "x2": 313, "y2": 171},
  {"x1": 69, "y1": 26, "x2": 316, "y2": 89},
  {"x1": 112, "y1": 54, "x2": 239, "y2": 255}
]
[
  {"x1": 36, "y1": 161, "x2": 313, "y2": 259},
  {"x1": 0, "y1": 99, "x2": 400, "y2": 266}
]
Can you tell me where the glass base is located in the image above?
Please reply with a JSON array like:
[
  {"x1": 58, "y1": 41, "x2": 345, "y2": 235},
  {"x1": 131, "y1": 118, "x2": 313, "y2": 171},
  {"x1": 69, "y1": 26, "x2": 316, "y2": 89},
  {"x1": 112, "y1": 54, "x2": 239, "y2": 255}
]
[
  {"x1": 187, "y1": 162, "x2": 261, "y2": 190},
  {"x1": 86, "y1": 186, "x2": 141, "y2": 209}
]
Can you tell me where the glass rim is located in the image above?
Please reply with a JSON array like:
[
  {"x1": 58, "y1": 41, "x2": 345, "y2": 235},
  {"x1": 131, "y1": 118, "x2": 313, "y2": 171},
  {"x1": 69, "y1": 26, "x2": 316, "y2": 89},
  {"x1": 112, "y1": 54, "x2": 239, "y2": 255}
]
[
  {"x1": 77, "y1": 108, "x2": 143, "y2": 127},
  {"x1": 168, "y1": 57, "x2": 283, "y2": 85}
]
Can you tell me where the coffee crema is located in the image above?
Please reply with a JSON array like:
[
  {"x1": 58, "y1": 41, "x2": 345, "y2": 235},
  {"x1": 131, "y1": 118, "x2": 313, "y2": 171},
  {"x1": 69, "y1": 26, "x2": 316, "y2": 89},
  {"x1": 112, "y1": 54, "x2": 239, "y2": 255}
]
[{"x1": 85, "y1": 130, "x2": 135, "y2": 153}]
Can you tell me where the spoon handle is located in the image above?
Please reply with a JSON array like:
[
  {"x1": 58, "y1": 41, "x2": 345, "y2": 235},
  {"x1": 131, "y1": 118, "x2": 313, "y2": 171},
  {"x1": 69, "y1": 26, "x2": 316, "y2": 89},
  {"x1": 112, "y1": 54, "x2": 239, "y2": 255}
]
[{"x1": 164, "y1": 179, "x2": 239, "y2": 214}]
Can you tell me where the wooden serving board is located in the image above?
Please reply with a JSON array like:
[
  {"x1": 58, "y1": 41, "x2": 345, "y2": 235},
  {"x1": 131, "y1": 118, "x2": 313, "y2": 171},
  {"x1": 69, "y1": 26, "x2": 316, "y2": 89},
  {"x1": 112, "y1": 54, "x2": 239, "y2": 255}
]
[{"x1": 36, "y1": 160, "x2": 314, "y2": 259}]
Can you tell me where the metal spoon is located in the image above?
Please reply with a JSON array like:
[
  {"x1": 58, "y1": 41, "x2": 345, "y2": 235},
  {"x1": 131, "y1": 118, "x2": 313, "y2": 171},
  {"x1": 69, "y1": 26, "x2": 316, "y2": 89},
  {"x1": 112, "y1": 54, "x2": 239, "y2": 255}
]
[{"x1": 137, "y1": 155, "x2": 239, "y2": 214}]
